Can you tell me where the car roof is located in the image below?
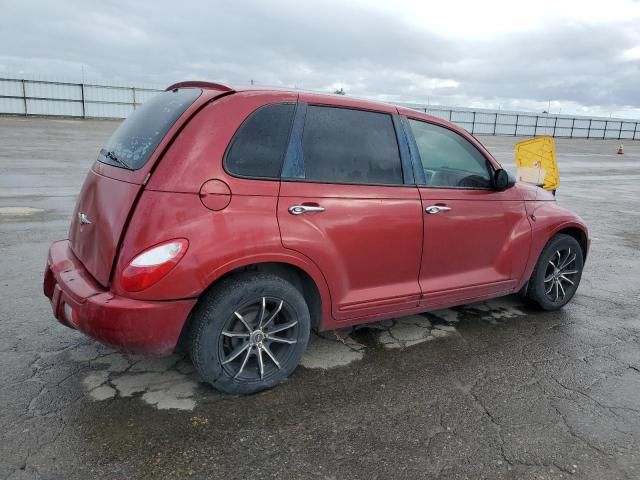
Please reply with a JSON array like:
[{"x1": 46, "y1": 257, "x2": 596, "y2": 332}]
[
  {"x1": 165, "y1": 80, "x2": 473, "y2": 141},
  {"x1": 166, "y1": 80, "x2": 413, "y2": 115}
]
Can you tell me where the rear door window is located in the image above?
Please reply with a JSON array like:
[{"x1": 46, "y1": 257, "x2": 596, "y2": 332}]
[
  {"x1": 225, "y1": 103, "x2": 296, "y2": 178},
  {"x1": 98, "y1": 88, "x2": 201, "y2": 170},
  {"x1": 301, "y1": 106, "x2": 403, "y2": 185},
  {"x1": 408, "y1": 119, "x2": 492, "y2": 189}
]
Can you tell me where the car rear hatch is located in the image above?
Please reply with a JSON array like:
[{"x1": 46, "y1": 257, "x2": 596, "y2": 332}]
[{"x1": 68, "y1": 86, "x2": 216, "y2": 287}]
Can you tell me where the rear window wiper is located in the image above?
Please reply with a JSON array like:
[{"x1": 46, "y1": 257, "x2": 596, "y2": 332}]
[{"x1": 101, "y1": 149, "x2": 131, "y2": 170}]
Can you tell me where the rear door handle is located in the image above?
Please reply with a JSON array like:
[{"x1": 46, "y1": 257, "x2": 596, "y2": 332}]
[
  {"x1": 425, "y1": 205, "x2": 452, "y2": 214},
  {"x1": 288, "y1": 205, "x2": 325, "y2": 215}
]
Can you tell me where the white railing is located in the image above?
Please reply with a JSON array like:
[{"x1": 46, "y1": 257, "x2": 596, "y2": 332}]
[
  {"x1": 401, "y1": 104, "x2": 639, "y2": 140},
  {"x1": 0, "y1": 76, "x2": 162, "y2": 119}
]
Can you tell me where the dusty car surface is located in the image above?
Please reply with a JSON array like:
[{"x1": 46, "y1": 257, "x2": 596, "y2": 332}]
[{"x1": 44, "y1": 81, "x2": 589, "y2": 394}]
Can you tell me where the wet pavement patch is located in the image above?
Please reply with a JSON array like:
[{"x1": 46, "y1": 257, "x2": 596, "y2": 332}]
[
  {"x1": 0, "y1": 206, "x2": 45, "y2": 216},
  {"x1": 65, "y1": 346, "x2": 202, "y2": 411}
]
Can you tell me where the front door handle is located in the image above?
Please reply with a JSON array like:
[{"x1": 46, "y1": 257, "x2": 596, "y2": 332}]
[
  {"x1": 289, "y1": 204, "x2": 325, "y2": 215},
  {"x1": 425, "y1": 205, "x2": 452, "y2": 214}
]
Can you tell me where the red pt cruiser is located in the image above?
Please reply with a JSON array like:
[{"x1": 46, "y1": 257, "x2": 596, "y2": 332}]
[{"x1": 44, "y1": 82, "x2": 589, "y2": 394}]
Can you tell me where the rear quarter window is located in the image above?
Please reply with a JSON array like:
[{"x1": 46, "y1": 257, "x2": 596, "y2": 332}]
[
  {"x1": 224, "y1": 103, "x2": 296, "y2": 179},
  {"x1": 98, "y1": 88, "x2": 202, "y2": 170}
]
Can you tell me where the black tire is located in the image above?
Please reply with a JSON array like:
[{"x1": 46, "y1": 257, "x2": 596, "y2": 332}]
[
  {"x1": 189, "y1": 273, "x2": 310, "y2": 395},
  {"x1": 526, "y1": 234, "x2": 584, "y2": 310}
]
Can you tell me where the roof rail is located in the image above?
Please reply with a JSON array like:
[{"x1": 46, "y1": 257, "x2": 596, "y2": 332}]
[{"x1": 165, "y1": 81, "x2": 234, "y2": 92}]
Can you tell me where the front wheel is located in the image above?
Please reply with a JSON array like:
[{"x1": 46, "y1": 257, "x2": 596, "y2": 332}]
[
  {"x1": 526, "y1": 234, "x2": 584, "y2": 310},
  {"x1": 189, "y1": 273, "x2": 310, "y2": 395}
]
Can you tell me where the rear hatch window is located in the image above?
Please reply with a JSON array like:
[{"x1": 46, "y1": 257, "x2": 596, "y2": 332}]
[
  {"x1": 98, "y1": 88, "x2": 202, "y2": 170},
  {"x1": 70, "y1": 88, "x2": 202, "y2": 286}
]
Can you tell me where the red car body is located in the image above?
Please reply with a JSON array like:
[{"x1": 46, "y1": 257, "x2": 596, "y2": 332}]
[{"x1": 44, "y1": 82, "x2": 589, "y2": 356}]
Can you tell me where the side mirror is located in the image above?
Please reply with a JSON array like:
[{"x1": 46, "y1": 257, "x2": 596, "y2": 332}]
[{"x1": 494, "y1": 168, "x2": 515, "y2": 191}]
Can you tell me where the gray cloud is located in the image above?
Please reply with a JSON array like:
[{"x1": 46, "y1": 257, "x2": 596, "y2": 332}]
[{"x1": 1, "y1": 0, "x2": 639, "y2": 117}]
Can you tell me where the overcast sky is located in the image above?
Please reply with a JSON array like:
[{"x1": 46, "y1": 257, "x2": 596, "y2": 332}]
[{"x1": 1, "y1": 0, "x2": 639, "y2": 117}]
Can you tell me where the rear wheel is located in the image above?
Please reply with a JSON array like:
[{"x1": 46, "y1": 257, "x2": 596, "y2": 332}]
[
  {"x1": 189, "y1": 273, "x2": 310, "y2": 394},
  {"x1": 527, "y1": 234, "x2": 584, "y2": 310}
]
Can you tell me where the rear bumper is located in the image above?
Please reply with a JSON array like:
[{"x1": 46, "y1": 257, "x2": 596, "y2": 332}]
[{"x1": 44, "y1": 240, "x2": 196, "y2": 356}]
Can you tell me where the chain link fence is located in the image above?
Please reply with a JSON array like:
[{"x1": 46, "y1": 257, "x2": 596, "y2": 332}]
[{"x1": 1, "y1": 76, "x2": 638, "y2": 140}]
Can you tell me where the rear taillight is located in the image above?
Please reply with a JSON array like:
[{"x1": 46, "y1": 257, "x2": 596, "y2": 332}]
[{"x1": 120, "y1": 239, "x2": 188, "y2": 292}]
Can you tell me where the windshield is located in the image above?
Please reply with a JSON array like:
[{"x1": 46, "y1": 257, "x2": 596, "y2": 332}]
[{"x1": 98, "y1": 88, "x2": 202, "y2": 170}]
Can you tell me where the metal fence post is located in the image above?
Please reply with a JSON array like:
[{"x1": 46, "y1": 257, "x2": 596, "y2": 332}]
[
  {"x1": 603, "y1": 120, "x2": 608, "y2": 139},
  {"x1": 80, "y1": 83, "x2": 86, "y2": 118},
  {"x1": 471, "y1": 111, "x2": 476, "y2": 134},
  {"x1": 570, "y1": 118, "x2": 575, "y2": 139},
  {"x1": 514, "y1": 114, "x2": 519, "y2": 136},
  {"x1": 21, "y1": 79, "x2": 28, "y2": 115},
  {"x1": 493, "y1": 113, "x2": 497, "y2": 135},
  {"x1": 132, "y1": 87, "x2": 137, "y2": 110},
  {"x1": 587, "y1": 119, "x2": 592, "y2": 138},
  {"x1": 634, "y1": 122, "x2": 639, "y2": 141},
  {"x1": 552, "y1": 116, "x2": 557, "y2": 137},
  {"x1": 618, "y1": 121, "x2": 623, "y2": 140},
  {"x1": 534, "y1": 116, "x2": 538, "y2": 136}
]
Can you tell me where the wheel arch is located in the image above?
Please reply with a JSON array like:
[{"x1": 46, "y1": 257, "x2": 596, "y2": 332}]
[
  {"x1": 551, "y1": 224, "x2": 589, "y2": 261},
  {"x1": 517, "y1": 219, "x2": 589, "y2": 293},
  {"x1": 211, "y1": 261, "x2": 324, "y2": 329},
  {"x1": 177, "y1": 255, "x2": 331, "y2": 350}
]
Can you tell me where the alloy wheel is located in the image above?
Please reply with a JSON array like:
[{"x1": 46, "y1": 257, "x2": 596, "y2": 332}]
[
  {"x1": 543, "y1": 247, "x2": 579, "y2": 302},
  {"x1": 218, "y1": 296, "x2": 299, "y2": 381}
]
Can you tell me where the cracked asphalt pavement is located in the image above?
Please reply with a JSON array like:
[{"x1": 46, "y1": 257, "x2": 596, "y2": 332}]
[{"x1": 1, "y1": 116, "x2": 640, "y2": 479}]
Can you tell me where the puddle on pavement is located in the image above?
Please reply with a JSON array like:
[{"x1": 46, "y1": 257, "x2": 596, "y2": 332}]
[
  {"x1": 69, "y1": 297, "x2": 527, "y2": 411},
  {"x1": 0, "y1": 206, "x2": 45, "y2": 217}
]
